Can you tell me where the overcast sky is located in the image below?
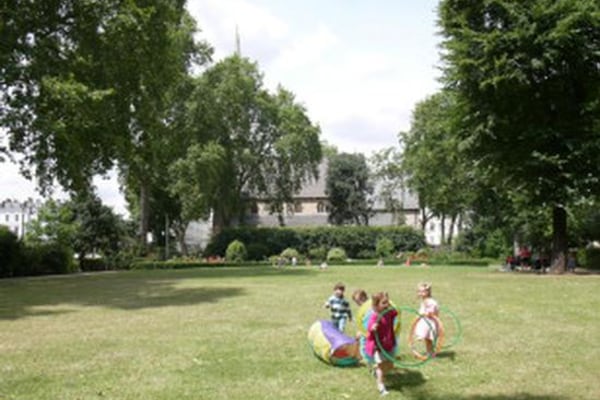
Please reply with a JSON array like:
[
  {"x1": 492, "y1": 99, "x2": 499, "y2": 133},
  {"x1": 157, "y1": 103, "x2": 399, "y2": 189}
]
[{"x1": 0, "y1": 0, "x2": 442, "y2": 215}]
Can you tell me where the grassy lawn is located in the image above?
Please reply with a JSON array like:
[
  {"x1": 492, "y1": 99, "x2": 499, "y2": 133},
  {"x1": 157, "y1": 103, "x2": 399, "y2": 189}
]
[{"x1": 1, "y1": 265, "x2": 599, "y2": 400}]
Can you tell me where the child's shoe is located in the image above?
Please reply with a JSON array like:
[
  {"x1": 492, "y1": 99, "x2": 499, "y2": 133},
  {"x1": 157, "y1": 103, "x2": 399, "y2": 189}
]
[{"x1": 379, "y1": 388, "x2": 389, "y2": 396}]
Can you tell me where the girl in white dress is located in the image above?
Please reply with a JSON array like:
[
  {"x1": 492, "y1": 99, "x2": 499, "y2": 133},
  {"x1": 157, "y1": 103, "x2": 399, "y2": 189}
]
[{"x1": 414, "y1": 282, "x2": 439, "y2": 355}]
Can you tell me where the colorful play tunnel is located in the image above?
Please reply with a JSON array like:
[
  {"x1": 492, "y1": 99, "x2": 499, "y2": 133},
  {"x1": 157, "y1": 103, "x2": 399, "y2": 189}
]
[{"x1": 307, "y1": 320, "x2": 360, "y2": 366}]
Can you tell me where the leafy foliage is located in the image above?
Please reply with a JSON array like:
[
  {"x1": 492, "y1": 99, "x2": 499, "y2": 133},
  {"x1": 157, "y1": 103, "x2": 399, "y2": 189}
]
[
  {"x1": 438, "y1": 0, "x2": 600, "y2": 267},
  {"x1": 326, "y1": 153, "x2": 373, "y2": 225},
  {"x1": 225, "y1": 240, "x2": 247, "y2": 263},
  {"x1": 204, "y1": 226, "x2": 425, "y2": 259}
]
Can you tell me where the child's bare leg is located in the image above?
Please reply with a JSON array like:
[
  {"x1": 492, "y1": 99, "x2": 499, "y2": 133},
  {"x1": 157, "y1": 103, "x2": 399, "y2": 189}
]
[{"x1": 425, "y1": 339, "x2": 434, "y2": 355}]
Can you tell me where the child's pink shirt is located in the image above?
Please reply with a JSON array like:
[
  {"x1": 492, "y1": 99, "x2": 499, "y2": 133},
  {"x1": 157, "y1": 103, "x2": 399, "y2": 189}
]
[{"x1": 365, "y1": 308, "x2": 398, "y2": 357}]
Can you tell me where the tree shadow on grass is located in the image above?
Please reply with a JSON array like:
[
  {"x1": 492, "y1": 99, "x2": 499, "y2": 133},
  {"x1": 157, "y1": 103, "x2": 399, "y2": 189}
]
[
  {"x1": 0, "y1": 266, "x2": 321, "y2": 320},
  {"x1": 167, "y1": 265, "x2": 319, "y2": 279},
  {"x1": 0, "y1": 272, "x2": 247, "y2": 320}
]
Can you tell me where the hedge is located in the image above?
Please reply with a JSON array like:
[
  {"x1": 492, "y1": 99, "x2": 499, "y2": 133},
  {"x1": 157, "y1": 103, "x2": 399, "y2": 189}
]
[{"x1": 203, "y1": 225, "x2": 425, "y2": 260}]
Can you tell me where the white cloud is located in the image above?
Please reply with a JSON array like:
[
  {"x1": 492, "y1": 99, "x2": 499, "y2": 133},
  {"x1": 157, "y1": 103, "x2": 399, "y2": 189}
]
[{"x1": 189, "y1": 0, "x2": 289, "y2": 62}]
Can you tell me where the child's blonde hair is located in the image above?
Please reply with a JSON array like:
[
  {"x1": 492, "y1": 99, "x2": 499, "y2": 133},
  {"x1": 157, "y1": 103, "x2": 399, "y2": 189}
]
[{"x1": 417, "y1": 282, "x2": 432, "y2": 296}]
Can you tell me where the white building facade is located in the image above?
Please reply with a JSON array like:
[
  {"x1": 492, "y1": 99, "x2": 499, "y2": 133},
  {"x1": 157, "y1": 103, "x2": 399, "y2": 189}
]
[{"x1": 0, "y1": 199, "x2": 42, "y2": 239}]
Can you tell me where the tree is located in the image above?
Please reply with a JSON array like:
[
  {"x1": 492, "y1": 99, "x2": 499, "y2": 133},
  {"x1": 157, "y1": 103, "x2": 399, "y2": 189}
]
[
  {"x1": 439, "y1": 0, "x2": 600, "y2": 271},
  {"x1": 187, "y1": 55, "x2": 322, "y2": 232},
  {"x1": 326, "y1": 152, "x2": 373, "y2": 225},
  {"x1": 369, "y1": 147, "x2": 407, "y2": 225},
  {"x1": 1, "y1": 0, "x2": 123, "y2": 190},
  {"x1": 400, "y1": 92, "x2": 472, "y2": 244},
  {"x1": 0, "y1": 1, "x2": 210, "y2": 252},
  {"x1": 25, "y1": 199, "x2": 78, "y2": 248},
  {"x1": 68, "y1": 194, "x2": 127, "y2": 265},
  {"x1": 168, "y1": 142, "x2": 226, "y2": 254}
]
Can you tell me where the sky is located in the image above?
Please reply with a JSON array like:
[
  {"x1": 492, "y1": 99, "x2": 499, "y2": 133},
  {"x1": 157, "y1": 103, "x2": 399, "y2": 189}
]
[{"x1": 0, "y1": 0, "x2": 442, "y2": 216}]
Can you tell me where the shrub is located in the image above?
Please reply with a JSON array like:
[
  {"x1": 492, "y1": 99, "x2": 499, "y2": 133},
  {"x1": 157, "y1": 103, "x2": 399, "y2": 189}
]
[
  {"x1": 280, "y1": 247, "x2": 300, "y2": 261},
  {"x1": 375, "y1": 237, "x2": 394, "y2": 258},
  {"x1": 327, "y1": 247, "x2": 347, "y2": 262},
  {"x1": 246, "y1": 243, "x2": 269, "y2": 261},
  {"x1": 205, "y1": 225, "x2": 425, "y2": 259},
  {"x1": 225, "y1": 240, "x2": 247, "y2": 262},
  {"x1": 0, "y1": 226, "x2": 22, "y2": 278},
  {"x1": 80, "y1": 258, "x2": 107, "y2": 271},
  {"x1": 585, "y1": 247, "x2": 600, "y2": 270},
  {"x1": 308, "y1": 246, "x2": 327, "y2": 262},
  {"x1": 22, "y1": 244, "x2": 76, "y2": 276}
]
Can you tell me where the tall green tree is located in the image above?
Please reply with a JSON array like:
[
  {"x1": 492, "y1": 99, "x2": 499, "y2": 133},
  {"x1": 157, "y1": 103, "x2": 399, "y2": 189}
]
[
  {"x1": 326, "y1": 152, "x2": 373, "y2": 225},
  {"x1": 400, "y1": 92, "x2": 472, "y2": 244},
  {"x1": 1, "y1": 0, "x2": 123, "y2": 190},
  {"x1": 439, "y1": 0, "x2": 600, "y2": 270},
  {"x1": 0, "y1": 1, "x2": 210, "y2": 252},
  {"x1": 188, "y1": 55, "x2": 322, "y2": 232}
]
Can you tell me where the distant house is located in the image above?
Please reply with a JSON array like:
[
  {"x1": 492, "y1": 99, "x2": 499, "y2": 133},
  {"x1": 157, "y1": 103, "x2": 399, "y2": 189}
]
[
  {"x1": 183, "y1": 161, "x2": 459, "y2": 249},
  {"x1": 0, "y1": 198, "x2": 42, "y2": 239},
  {"x1": 243, "y1": 161, "x2": 421, "y2": 229}
]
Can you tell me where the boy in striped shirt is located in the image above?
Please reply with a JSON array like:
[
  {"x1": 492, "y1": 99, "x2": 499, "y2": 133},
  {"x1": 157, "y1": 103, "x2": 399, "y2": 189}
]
[{"x1": 323, "y1": 282, "x2": 353, "y2": 332}]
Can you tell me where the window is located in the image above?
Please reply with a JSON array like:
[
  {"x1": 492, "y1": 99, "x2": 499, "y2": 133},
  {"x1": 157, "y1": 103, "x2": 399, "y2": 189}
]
[
  {"x1": 5, "y1": 214, "x2": 8, "y2": 222},
  {"x1": 294, "y1": 201, "x2": 303, "y2": 213},
  {"x1": 317, "y1": 201, "x2": 326, "y2": 213},
  {"x1": 429, "y1": 222, "x2": 435, "y2": 232}
]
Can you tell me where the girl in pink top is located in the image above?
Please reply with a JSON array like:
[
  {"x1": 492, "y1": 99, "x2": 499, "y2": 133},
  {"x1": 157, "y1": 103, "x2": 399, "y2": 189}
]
[{"x1": 366, "y1": 292, "x2": 397, "y2": 396}]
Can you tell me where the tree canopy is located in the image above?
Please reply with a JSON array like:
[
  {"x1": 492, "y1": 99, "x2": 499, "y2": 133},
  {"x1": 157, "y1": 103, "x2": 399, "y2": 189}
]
[
  {"x1": 439, "y1": 0, "x2": 600, "y2": 268},
  {"x1": 326, "y1": 153, "x2": 373, "y2": 225}
]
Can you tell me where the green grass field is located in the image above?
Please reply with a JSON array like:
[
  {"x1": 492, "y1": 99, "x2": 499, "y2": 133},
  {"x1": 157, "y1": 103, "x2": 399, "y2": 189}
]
[{"x1": 1, "y1": 265, "x2": 599, "y2": 400}]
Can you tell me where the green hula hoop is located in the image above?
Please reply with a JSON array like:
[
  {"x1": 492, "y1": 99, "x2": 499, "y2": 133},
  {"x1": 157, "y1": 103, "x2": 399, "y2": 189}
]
[
  {"x1": 439, "y1": 305, "x2": 462, "y2": 349},
  {"x1": 373, "y1": 306, "x2": 438, "y2": 369}
]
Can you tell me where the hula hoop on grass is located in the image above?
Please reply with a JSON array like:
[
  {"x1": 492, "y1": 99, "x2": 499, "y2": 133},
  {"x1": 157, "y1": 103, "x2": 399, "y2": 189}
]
[
  {"x1": 374, "y1": 306, "x2": 438, "y2": 368},
  {"x1": 438, "y1": 305, "x2": 462, "y2": 349},
  {"x1": 407, "y1": 315, "x2": 444, "y2": 360}
]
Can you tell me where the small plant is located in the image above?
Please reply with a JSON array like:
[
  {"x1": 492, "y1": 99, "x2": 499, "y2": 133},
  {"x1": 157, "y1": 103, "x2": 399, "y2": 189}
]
[
  {"x1": 280, "y1": 247, "x2": 300, "y2": 262},
  {"x1": 375, "y1": 237, "x2": 395, "y2": 258},
  {"x1": 225, "y1": 240, "x2": 247, "y2": 262},
  {"x1": 327, "y1": 247, "x2": 347, "y2": 262}
]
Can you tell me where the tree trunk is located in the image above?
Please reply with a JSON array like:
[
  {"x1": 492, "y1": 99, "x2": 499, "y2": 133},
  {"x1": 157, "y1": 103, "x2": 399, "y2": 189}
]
[
  {"x1": 174, "y1": 223, "x2": 188, "y2": 257},
  {"x1": 550, "y1": 205, "x2": 567, "y2": 274},
  {"x1": 139, "y1": 182, "x2": 150, "y2": 255},
  {"x1": 447, "y1": 214, "x2": 457, "y2": 246},
  {"x1": 420, "y1": 208, "x2": 428, "y2": 231},
  {"x1": 440, "y1": 213, "x2": 446, "y2": 245}
]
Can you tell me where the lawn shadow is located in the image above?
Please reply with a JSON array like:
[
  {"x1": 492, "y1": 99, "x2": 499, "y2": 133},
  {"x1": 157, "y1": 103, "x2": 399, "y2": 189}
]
[
  {"x1": 386, "y1": 368, "x2": 427, "y2": 391},
  {"x1": 0, "y1": 270, "x2": 250, "y2": 320},
  {"x1": 435, "y1": 350, "x2": 456, "y2": 361},
  {"x1": 171, "y1": 265, "x2": 319, "y2": 279}
]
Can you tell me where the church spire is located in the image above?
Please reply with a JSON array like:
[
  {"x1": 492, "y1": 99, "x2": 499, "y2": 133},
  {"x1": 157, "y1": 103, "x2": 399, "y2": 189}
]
[{"x1": 235, "y1": 25, "x2": 241, "y2": 55}]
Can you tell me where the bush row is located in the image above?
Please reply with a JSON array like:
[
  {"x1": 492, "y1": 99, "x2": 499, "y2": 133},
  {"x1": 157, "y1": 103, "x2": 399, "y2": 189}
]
[
  {"x1": 0, "y1": 227, "x2": 76, "y2": 277},
  {"x1": 204, "y1": 225, "x2": 426, "y2": 260}
]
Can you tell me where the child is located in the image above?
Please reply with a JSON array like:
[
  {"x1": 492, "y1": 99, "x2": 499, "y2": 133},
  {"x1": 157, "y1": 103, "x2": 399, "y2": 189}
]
[
  {"x1": 414, "y1": 282, "x2": 439, "y2": 356},
  {"x1": 366, "y1": 292, "x2": 397, "y2": 396},
  {"x1": 323, "y1": 282, "x2": 352, "y2": 332},
  {"x1": 352, "y1": 289, "x2": 369, "y2": 307},
  {"x1": 352, "y1": 289, "x2": 370, "y2": 340}
]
